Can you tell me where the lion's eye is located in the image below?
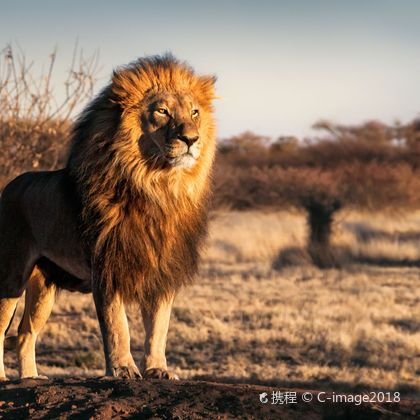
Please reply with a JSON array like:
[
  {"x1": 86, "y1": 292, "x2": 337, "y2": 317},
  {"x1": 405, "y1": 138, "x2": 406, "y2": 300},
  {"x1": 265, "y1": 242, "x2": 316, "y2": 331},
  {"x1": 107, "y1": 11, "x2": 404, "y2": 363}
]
[
  {"x1": 191, "y1": 109, "x2": 199, "y2": 118},
  {"x1": 156, "y1": 108, "x2": 168, "y2": 115}
]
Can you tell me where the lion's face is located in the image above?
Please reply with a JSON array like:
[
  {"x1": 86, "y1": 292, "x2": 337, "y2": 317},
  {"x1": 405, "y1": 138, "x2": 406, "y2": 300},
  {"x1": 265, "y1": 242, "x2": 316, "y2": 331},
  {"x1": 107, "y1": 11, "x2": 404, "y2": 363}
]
[{"x1": 138, "y1": 91, "x2": 204, "y2": 170}]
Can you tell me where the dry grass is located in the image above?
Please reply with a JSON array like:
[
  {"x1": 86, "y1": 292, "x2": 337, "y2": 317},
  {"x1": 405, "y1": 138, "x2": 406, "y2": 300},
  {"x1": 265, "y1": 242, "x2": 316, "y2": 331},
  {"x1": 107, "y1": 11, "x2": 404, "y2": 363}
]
[{"x1": 4, "y1": 210, "x2": 420, "y2": 394}]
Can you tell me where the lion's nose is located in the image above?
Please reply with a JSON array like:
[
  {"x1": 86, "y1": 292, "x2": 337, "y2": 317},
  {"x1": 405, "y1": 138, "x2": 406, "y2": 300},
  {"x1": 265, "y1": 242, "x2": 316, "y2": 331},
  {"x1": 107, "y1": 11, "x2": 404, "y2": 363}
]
[{"x1": 179, "y1": 134, "x2": 199, "y2": 147}]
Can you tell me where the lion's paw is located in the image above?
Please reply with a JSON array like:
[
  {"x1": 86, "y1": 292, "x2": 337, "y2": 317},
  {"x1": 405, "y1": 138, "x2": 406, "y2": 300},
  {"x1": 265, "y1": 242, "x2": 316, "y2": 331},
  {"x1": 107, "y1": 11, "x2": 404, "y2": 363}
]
[
  {"x1": 143, "y1": 368, "x2": 179, "y2": 380},
  {"x1": 111, "y1": 366, "x2": 142, "y2": 379},
  {"x1": 0, "y1": 376, "x2": 9, "y2": 382}
]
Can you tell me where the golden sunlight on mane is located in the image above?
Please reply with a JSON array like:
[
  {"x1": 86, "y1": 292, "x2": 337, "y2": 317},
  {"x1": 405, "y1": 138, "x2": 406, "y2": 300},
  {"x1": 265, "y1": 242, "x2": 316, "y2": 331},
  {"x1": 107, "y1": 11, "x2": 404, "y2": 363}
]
[{"x1": 66, "y1": 54, "x2": 217, "y2": 309}]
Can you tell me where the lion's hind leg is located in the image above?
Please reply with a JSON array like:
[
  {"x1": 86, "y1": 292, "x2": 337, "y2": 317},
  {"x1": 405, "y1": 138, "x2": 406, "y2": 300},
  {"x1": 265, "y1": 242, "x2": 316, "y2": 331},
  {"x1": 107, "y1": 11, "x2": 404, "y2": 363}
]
[
  {"x1": 0, "y1": 237, "x2": 37, "y2": 381},
  {"x1": 17, "y1": 266, "x2": 55, "y2": 379},
  {"x1": 0, "y1": 297, "x2": 19, "y2": 380}
]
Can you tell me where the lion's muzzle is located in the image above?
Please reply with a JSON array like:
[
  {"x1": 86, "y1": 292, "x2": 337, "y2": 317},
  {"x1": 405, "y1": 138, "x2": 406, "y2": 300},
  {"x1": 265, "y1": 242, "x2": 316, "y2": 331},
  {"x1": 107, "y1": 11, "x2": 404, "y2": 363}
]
[
  {"x1": 167, "y1": 134, "x2": 201, "y2": 169},
  {"x1": 178, "y1": 134, "x2": 199, "y2": 147}
]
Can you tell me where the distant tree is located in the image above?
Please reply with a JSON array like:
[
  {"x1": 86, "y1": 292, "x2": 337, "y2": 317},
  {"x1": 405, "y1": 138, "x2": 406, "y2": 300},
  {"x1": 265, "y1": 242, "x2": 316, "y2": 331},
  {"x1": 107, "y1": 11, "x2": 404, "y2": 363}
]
[
  {"x1": 218, "y1": 131, "x2": 270, "y2": 155},
  {"x1": 312, "y1": 119, "x2": 394, "y2": 145},
  {"x1": 270, "y1": 136, "x2": 298, "y2": 153},
  {"x1": 401, "y1": 118, "x2": 420, "y2": 149}
]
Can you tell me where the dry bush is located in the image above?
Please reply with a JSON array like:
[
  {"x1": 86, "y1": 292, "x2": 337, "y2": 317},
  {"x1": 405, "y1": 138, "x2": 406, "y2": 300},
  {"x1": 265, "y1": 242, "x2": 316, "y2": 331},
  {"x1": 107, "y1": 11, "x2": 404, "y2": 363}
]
[
  {"x1": 0, "y1": 44, "x2": 98, "y2": 188},
  {"x1": 215, "y1": 159, "x2": 420, "y2": 212}
]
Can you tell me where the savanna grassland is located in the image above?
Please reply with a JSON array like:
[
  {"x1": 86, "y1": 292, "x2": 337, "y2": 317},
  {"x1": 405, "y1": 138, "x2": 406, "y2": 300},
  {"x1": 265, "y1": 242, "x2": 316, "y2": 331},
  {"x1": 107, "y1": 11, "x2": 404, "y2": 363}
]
[
  {"x1": 1, "y1": 48, "x2": 420, "y2": 419},
  {"x1": 4, "y1": 210, "x2": 420, "y2": 395}
]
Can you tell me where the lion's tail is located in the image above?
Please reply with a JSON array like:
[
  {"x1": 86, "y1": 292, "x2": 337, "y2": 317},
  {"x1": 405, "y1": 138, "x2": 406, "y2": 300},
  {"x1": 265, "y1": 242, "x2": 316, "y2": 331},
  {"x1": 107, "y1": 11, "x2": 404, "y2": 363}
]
[{"x1": 4, "y1": 307, "x2": 17, "y2": 351}]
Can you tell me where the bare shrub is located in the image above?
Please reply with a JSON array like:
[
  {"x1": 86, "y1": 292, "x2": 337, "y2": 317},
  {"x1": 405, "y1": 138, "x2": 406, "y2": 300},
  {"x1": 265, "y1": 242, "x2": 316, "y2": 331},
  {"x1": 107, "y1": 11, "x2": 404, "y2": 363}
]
[{"x1": 0, "y1": 43, "x2": 98, "y2": 188}]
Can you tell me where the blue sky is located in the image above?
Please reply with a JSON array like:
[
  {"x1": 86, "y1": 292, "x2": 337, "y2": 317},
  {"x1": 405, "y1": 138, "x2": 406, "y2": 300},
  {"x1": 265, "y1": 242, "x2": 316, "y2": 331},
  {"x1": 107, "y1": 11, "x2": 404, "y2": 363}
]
[{"x1": 1, "y1": 0, "x2": 420, "y2": 139}]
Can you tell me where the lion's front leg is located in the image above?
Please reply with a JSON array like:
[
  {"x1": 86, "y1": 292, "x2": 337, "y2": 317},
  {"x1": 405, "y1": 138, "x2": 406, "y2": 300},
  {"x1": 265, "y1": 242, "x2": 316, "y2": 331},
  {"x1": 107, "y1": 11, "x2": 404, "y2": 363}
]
[
  {"x1": 91, "y1": 274, "x2": 141, "y2": 379},
  {"x1": 140, "y1": 295, "x2": 179, "y2": 380}
]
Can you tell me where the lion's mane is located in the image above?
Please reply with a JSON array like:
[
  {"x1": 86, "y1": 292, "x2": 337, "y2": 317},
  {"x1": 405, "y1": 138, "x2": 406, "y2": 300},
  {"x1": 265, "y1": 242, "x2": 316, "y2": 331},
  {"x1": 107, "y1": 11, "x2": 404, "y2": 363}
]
[{"x1": 66, "y1": 55, "x2": 216, "y2": 309}]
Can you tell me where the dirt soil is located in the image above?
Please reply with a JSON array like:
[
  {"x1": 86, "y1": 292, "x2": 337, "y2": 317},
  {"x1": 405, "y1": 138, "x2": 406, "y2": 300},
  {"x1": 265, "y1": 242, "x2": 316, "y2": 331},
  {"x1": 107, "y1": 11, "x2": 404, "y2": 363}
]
[{"x1": 0, "y1": 378, "x2": 418, "y2": 419}]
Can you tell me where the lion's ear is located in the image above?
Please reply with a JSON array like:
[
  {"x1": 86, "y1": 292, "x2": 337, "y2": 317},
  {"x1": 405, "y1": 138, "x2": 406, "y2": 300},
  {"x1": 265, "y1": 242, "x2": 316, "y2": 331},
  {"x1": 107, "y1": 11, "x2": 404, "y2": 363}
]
[
  {"x1": 111, "y1": 68, "x2": 131, "y2": 103},
  {"x1": 111, "y1": 68, "x2": 127, "y2": 96},
  {"x1": 111, "y1": 67, "x2": 145, "y2": 106},
  {"x1": 197, "y1": 75, "x2": 217, "y2": 103}
]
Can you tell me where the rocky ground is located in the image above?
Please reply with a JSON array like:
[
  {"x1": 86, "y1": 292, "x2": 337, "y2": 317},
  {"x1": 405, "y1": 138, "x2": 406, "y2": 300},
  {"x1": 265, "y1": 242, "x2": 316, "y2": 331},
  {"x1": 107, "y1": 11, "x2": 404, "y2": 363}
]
[{"x1": 0, "y1": 378, "x2": 418, "y2": 419}]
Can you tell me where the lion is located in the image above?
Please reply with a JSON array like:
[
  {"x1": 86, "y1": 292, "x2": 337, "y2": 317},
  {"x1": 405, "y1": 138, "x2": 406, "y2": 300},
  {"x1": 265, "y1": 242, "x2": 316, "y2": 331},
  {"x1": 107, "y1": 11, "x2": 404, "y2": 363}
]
[{"x1": 0, "y1": 54, "x2": 216, "y2": 380}]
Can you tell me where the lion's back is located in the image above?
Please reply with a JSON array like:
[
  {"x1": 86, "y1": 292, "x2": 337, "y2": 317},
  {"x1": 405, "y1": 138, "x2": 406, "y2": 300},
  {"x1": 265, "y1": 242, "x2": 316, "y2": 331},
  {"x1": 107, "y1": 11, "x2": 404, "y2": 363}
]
[
  {"x1": 1, "y1": 170, "x2": 73, "y2": 218},
  {"x1": 0, "y1": 170, "x2": 82, "y2": 249}
]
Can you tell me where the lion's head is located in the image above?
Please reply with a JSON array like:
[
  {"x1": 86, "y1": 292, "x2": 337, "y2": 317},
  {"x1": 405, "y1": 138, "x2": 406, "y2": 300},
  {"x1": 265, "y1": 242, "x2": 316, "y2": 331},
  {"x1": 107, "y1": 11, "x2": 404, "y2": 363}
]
[
  {"x1": 110, "y1": 55, "x2": 216, "y2": 175},
  {"x1": 137, "y1": 89, "x2": 204, "y2": 170},
  {"x1": 68, "y1": 54, "x2": 217, "y2": 196}
]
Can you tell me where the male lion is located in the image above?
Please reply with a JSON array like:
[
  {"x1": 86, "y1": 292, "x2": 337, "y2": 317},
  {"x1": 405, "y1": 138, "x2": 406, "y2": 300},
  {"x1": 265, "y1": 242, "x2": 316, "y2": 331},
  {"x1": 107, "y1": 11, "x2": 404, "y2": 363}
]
[{"x1": 0, "y1": 55, "x2": 216, "y2": 380}]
